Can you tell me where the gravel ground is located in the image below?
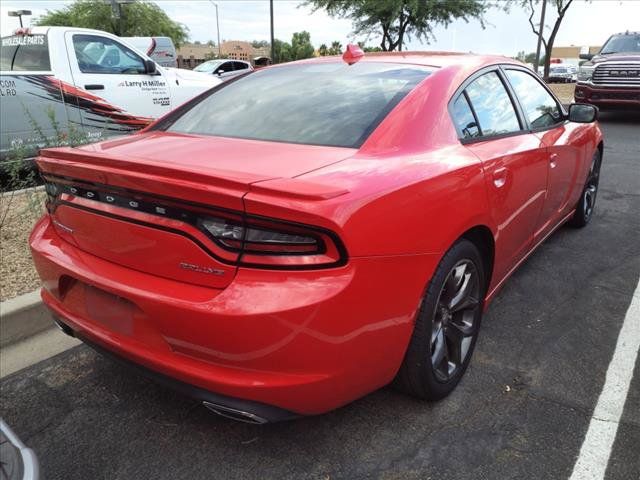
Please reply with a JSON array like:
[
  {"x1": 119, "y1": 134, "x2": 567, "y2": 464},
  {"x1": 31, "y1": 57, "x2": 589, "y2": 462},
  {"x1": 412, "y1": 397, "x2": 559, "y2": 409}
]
[
  {"x1": 548, "y1": 82, "x2": 576, "y2": 104},
  {"x1": 0, "y1": 189, "x2": 46, "y2": 301}
]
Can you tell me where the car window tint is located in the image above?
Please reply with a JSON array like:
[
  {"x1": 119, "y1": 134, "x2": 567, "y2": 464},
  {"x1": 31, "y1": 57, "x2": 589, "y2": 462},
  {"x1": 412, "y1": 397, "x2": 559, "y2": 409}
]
[
  {"x1": 452, "y1": 94, "x2": 481, "y2": 139},
  {"x1": 73, "y1": 34, "x2": 145, "y2": 74},
  {"x1": 233, "y1": 61, "x2": 249, "y2": 70},
  {"x1": 1, "y1": 34, "x2": 51, "y2": 71},
  {"x1": 164, "y1": 62, "x2": 431, "y2": 148},
  {"x1": 219, "y1": 62, "x2": 234, "y2": 73},
  {"x1": 465, "y1": 71, "x2": 521, "y2": 136},
  {"x1": 505, "y1": 69, "x2": 562, "y2": 129}
]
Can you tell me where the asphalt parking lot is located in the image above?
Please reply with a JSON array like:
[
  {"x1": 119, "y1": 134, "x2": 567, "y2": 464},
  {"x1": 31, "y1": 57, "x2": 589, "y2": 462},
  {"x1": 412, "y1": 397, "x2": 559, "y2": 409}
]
[{"x1": 1, "y1": 111, "x2": 639, "y2": 480}]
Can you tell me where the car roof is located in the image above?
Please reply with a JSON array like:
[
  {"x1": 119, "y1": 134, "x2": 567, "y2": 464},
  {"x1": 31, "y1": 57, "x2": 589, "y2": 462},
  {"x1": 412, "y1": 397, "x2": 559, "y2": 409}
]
[{"x1": 283, "y1": 51, "x2": 524, "y2": 74}]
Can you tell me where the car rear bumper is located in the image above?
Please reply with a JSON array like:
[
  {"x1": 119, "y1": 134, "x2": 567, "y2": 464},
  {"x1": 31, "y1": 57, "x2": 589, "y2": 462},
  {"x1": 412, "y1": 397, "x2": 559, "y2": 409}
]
[
  {"x1": 574, "y1": 83, "x2": 640, "y2": 108},
  {"x1": 30, "y1": 215, "x2": 438, "y2": 417}
]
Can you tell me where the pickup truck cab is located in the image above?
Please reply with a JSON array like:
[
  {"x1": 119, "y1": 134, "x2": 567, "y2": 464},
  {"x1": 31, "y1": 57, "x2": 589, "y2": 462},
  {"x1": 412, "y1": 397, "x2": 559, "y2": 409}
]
[
  {"x1": 0, "y1": 26, "x2": 221, "y2": 163},
  {"x1": 575, "y1": 31, "x2": 640, "y2": 109}
]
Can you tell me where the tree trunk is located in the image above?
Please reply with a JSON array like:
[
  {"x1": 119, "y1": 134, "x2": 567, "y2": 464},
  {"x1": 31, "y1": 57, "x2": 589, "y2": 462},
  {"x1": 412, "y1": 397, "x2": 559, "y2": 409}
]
[{"x1": 543, "y1": 13, "x2": 564, "y2": 80}]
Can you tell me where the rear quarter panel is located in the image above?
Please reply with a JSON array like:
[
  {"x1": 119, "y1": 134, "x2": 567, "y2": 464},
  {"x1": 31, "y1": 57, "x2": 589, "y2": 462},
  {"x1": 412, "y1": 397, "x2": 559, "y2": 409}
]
[{"x1": 244, "y1": 144, "x2": 494, "y2": 258}]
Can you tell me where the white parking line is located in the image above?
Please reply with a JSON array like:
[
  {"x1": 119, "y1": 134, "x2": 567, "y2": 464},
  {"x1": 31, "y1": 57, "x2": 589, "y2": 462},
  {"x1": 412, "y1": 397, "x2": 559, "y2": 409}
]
[{"x1": 569, "y1": 278, "x2": 640, "y2": 480}]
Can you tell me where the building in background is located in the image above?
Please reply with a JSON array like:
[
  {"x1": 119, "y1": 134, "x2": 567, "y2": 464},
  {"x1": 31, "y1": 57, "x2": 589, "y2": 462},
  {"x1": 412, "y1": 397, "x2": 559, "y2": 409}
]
[
  {"x1": 551, "y1": 45, "x2": 601, "y2": 67},
  {"x1": 176, "y1": 43, "x2": 218, "y2": 69},
  {"x1": 177, "y1": 41, "x2": 271, "y2": 69}
]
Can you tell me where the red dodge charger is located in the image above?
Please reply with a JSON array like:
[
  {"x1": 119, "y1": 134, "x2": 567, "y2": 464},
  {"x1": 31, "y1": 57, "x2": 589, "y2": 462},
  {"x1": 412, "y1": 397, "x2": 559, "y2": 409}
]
[{"x1": 30, "y1": 50, "x2": 603, "y2": 423}]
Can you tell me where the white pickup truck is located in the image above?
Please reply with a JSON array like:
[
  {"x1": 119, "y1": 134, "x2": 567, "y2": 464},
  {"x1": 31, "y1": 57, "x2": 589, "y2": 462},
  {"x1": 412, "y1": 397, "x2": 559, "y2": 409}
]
[{"x1": 0, "y1": 26, "x2": 221, "y2": 163}]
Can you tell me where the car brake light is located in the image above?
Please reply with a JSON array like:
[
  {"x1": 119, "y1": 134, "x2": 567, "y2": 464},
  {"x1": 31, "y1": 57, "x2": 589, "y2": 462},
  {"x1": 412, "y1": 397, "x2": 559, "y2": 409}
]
[
  {"x1": 199, "y1": 217, "x2": 320, "y2": 254},
  {"x1": 43, "y1": 177, "x2": 346, "y2": 269}
]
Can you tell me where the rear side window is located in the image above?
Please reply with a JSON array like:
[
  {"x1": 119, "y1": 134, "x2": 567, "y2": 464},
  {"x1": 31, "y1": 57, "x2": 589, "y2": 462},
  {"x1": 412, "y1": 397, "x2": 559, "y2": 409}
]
[
  {"x1": 452, "y1": 94, "x2": 481, "y2": 139},
  {"x1": 163, "y1": 62, "x2": 431, "y2": 148},
  {"x1": 219, "y1": 62, "x2": 234, "y2": 73},
  {"x1": 464, "y1": 71, "x2": 521, "y2": 137},
  {"x1": 505, "y1": 69, "x2": 562, "y2": 129},
  {"x1": 233, "y1": 61, "x2": 249, "y2": 71},
  {"x1": 1, "y1": 34, "x2": 51, "y2": 71}
]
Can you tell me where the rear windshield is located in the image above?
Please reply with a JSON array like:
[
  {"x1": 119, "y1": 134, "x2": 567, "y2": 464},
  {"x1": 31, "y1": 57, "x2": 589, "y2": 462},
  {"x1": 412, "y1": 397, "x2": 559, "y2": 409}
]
[
  {"x1": 1, "y1": 34, "x2": 51, "y2": 71},
  {"x1": 163, "y1": 62, "x2": 432, "y2": 148}
]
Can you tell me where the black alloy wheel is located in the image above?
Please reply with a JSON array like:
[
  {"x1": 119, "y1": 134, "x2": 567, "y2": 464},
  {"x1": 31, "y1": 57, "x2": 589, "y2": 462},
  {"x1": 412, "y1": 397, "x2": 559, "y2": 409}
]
[
  {"x1": 570, "y1": 149, "x2": 602, "y2": 228},
  {"x1": 395, "y1": 239, "x2": 485, "y2": 400}
]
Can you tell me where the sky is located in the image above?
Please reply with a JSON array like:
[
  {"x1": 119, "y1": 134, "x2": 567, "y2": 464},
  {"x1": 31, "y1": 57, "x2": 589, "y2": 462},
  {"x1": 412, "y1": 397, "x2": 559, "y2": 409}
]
[{"x1": 1, "y1": 0, "x2": 639, "y2": 56}]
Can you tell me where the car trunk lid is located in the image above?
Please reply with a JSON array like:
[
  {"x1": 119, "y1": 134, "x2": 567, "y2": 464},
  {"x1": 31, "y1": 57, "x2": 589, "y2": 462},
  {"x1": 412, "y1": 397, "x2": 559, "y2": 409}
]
[{"x1": 37, "y1": 132, "x2": 355, "y2": 289}]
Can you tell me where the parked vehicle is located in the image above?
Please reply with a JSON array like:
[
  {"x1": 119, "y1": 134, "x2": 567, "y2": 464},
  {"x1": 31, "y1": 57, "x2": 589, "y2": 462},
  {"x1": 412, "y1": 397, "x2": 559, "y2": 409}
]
[
  {"x1": 193, "y1": 59, "x2": 253, "y2": 81},
  {"x1": 547, "y1": 65, "x2": 575, "y2": 83},
  {"x1": 30, "y1": 50, "x2": 603, "y2": 423},
  {"x1": 575, "y1": 31, "x2": 640, "y2": 109},
  {"x1": 0, "y1": 418, "x2": 40, "y2": 480},
  {"x1": 121, "y1": 36, "x2": 177, "y2": 68},
  {"x1": 0, "y1": 27, "x2": 221, "y2": 164}
]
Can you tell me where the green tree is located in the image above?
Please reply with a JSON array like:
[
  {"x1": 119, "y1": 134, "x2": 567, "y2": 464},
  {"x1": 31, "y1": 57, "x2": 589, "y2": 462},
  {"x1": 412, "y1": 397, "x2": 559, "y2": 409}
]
[
  {"x1": 328, "y1": 40, "x2": 343, "y2": 55},
  {"x1": 516, "y1": 0, "x2": 581, "y2": 80},
  {"x1": 357, "y1": 41, "x2": 383, "y2": 52},
  {"x1": 34, "y1": 0, "x2": 189, "y2": 48},
  {"x1": 273, "y1": 39, "x2": 292, "y2": 63},
  {"x1": 273, "y1": 32, "x2": 316, "y2": 63},
  {"x1": 305, "y1": 0, "x2": 487, "y2": 51},
  {"x1": 318, "y1": 43, "x2": 329, "y2": 56},
  {"x1": 291, "y1": 31, "x2": 315, "y2": 60},
  {"x1": 251, "y1": 40, "x2": 269, "y2": 48}
]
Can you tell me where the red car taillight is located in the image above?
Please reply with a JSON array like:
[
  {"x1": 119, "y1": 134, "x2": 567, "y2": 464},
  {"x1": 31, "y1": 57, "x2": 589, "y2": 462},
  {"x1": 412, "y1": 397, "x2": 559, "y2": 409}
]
[
  {"x1": 197, "y1": 214, "x2": 344, "y2": 268},
  {"x1": 43, "y1": 177, "x2": 346, "y2": 269}
]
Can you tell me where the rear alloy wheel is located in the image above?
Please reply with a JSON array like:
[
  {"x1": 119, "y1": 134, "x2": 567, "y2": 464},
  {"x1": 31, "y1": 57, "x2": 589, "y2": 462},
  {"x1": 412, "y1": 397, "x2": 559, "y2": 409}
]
[
  {"x1": 569, "y1": 150, "x2": 602, "y2": 228},
  {"x1": 395, "y1": 239, "x2": 485, "y2": 400}
]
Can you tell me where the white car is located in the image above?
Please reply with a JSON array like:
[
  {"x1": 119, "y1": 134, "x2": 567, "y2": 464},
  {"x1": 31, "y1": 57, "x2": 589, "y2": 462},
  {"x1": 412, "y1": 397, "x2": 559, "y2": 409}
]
[
  {"x1": 0, "y1": 26, "x2": 221, "y2": 162},
  {"x1": 548, "y1": 65, "x2": 575, "y2": 83},
  {"x1": 193, "y1": 59, "x2": 253, "y2": 81}
]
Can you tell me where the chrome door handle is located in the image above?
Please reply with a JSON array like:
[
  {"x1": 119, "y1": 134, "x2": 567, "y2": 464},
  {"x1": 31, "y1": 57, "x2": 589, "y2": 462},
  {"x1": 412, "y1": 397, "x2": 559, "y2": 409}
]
[{"x1": 549, "y1": 153, "x2": 558, "y2": 169}]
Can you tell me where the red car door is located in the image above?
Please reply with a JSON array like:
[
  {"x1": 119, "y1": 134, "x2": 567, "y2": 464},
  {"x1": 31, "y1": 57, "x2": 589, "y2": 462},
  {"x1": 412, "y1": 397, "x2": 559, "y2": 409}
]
[
  {"x1": 502, "y1": 68, "x2": 584, "y2": 240},
  {"x1": 451, "y1": 70, "x2": 548, "y2": 284}
]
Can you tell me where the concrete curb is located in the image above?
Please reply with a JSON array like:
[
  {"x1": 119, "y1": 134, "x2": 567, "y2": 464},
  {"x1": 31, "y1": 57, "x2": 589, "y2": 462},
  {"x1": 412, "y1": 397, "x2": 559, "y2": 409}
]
[
  {"x1": 0, "y1": 185, "x2": 44, "y2": 197},
  {"x1": 0, "y1": 289, "x2": 51, "y2": 348}
]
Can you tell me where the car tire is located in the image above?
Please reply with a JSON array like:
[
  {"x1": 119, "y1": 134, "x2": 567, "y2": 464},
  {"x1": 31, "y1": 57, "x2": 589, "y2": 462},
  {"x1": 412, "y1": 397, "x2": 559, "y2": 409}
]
[
  {"x1": 394, "y1": 239, "x2": 486, "y2": 401},
  {"x1": 569, "y1": 149, "x2": 602, "y2": 228}
]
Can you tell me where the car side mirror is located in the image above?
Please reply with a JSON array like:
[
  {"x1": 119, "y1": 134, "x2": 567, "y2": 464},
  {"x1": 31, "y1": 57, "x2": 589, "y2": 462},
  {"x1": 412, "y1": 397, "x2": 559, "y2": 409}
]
[
  {"x1": 216, "y1": 69, "x2": 223, "y2": 76},
  {"x1": 144, "y1": 59, "x2": 157, "y2": 74},
  {"x1": 568, "y1": 103, "x2": 598, "y2": 123},
  {"x1": 579, "y1": 53, "x2": 594, "y2": 60}
]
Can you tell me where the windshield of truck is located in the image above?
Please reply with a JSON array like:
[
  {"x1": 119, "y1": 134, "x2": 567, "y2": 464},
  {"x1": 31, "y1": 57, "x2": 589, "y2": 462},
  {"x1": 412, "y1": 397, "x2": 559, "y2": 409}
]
[
  {"x1": 601, "y1": 34, "x2": 640, "y2": 54},
  {"x1": 0, "y1": 34, "x2": 51, "y2": 71}
]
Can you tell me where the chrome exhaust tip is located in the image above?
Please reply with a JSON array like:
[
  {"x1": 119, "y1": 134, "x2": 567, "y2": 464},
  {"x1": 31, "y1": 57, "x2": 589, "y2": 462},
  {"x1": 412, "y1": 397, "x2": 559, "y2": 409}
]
[{"x1": 202, "y1": 401, "x2": 269, "y2": 424}]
